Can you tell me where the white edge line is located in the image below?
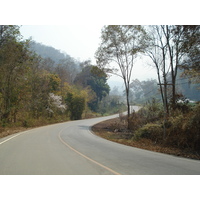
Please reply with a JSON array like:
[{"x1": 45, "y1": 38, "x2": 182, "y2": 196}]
[{"x1": 0, "y1": 132, "x2": 24, "y2": 145}]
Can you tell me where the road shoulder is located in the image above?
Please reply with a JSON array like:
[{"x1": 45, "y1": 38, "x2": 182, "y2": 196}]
[{"x1": 92, "y1": 117, "x2": 200, "y2": 160}]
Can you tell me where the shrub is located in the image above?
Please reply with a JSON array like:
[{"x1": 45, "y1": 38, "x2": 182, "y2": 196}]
[
  {"x1": 135, "y1": 99, "x2": 163, "y2": 123},
  {"x1": 166, "y1": 103, "x2": 200, "y2": 151},
  {"x1": 133, "y1": 123, "x2": 163, "y2": 142},
  {"x1": 129, "y1": 99, "x2": 163, "y2": 132},
  {"x1": 129, "y1": 111, "x2": 145, "y2": 131}
]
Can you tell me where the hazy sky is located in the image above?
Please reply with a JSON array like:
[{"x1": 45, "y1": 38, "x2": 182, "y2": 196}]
[
  {"x1": 3, "y1": 0, "x2": 198, "y2": 85},
  {"x1": 20, "y1": 25, "x2": 103, "y2": 63},
  {"x1": 20, "y1": 25, "x2": 157, "y2": 84},
  {"x1": 1, "y1": 1, "x2": 197, "y2": 197}
]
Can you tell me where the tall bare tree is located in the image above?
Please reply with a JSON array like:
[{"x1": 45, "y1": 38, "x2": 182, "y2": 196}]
[
  {"x1": 95, "y1": 25, "x2": 147, "y2": 129},
  {"x1": 146, "y1": 25, "x2": 170, "y2": 115},
  {"x1": 159, "y1": 25, "x2": 200, "y2": 109}
]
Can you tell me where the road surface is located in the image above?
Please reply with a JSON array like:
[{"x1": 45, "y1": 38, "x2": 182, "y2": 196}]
[{"x1": 0, "y1": 106, "x2": 200, "y2": 175}]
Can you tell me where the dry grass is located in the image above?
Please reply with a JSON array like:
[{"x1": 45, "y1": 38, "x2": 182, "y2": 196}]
[
  {"x1": 92, "y1": 118, "x2": 200, "y2": 160},
  {"x1": 0, "y1": 127, "x2": 31, "y2": 139}
]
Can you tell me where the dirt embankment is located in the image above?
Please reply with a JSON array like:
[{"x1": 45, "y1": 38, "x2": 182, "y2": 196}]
[
  {"x1": 92, "y1": 118, "x2": 200, "y2": 160},
  {"x1": 0, "y1": 127, "x2": 32, "y2": 139}
]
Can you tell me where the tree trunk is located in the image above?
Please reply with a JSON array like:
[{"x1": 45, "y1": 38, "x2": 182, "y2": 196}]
[
  {"x1": 171, "y1": 74, "x2": 176, "y2": 109},
  {"x1": 125, "y1": 83, "x2": 131, "y2": 130}
]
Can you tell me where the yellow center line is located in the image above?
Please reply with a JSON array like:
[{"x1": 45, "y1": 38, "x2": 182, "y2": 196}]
[{"x1": 58, "y1": 128, "x2": 121, "y2": 175}]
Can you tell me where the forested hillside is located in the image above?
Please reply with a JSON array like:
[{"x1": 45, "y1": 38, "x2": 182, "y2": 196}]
[
  {"x1": 30, "y1": 41, "x2": 68, "y2": 64},
  {"x1": 0, "y1": 25, "x2": 122, "y2": 130}
]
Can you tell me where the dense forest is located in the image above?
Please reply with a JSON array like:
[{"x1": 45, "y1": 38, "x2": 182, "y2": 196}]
[{"x1": 0, "y1": 25, "x2": 124, "y2": 128}]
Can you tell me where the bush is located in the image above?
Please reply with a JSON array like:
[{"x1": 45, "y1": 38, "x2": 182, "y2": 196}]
[
  {"x1": 166, "y1": 103, "x2": 200, "y2": 151},
  {"x1": 129, "y1": 111, "x2": 145, "y2": 131},
  {"x1": 129, "y1": 99, "x2": 163, "y2": 132},
  {"x1": 137, "y1": 99, "x2": 163, "y2": 122},
  {"x1": 133, "y1": 123, "x2": 163, "y2": 142}
]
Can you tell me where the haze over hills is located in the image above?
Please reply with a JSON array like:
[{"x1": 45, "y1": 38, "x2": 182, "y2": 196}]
[
  {"x1": 29, "y1": 41, "x2": 125, "y2": 89},
  {"x1": 29, "y1": 40, "x2": 200, "y2": 101},
  {"x1": 29, "y1": 41, "x2": 70, "y2": 64}
]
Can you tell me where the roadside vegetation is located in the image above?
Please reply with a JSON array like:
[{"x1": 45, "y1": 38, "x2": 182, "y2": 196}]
[
  {"x1": 93, "y1": 25, "x2": 200, "y2": 159},
  {"x1": 1, "y1": 25, "x2": 200, "y2": 160},
  {"x1": 0, "y1": 25, "x2": 124, "y2": 138},
  {"x1": 92, "y1": 99, "x2": 200, "y2": 159}
]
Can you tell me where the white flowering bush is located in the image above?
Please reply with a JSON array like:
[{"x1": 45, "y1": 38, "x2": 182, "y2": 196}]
[{"x1": 47, "y1": 93, "x2": 66, "y2": 114}]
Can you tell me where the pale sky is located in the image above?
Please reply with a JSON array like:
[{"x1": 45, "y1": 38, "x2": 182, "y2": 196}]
[
  {"x1": 20, "y1": 25, "x2": 103, "y2": 63},
  {"x1": 6, "y1": 0, "x2": 196, "y2": 85},
  {"x1": 20, "y1": 25, "x2": 158, "y2": 84},
  {"x1": 1, "y1": 0, "x2": 196, "y2": 197}
]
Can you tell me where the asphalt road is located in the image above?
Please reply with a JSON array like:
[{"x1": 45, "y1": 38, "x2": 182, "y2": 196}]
[{"x1": 0, "y1": 106, "x2": 200, "y2": 175}]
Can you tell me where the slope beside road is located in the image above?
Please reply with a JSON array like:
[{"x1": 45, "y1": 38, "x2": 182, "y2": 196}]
[{"x1": 0, "y1": 106, "x2": 200, "y2": 175}]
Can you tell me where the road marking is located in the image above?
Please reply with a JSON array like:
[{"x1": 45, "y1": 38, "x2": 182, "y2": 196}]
[
  {"x1": 0, "y1": 132, "x2": 24, "y2": 145},
  {"x1": 58, "y1": 128, "x2": 121, "y2": 175}
]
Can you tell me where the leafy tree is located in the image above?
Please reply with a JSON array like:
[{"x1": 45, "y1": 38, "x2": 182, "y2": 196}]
[
  {"x1": 74, "y1": 65, "x2": 110, "y2": 112},
  {"x1": 180, "y1": 25, "x2": 200, "y2": 84},
  {"x1": 0, "y1": 25, "x2": 22, "y2": 45},
  {"x1": 65, "y1": 90, "x2": 86, "y2": 120},
  {"x1": 49, "y1": 73, "x2": 61, "y2": 93},
  {"x1": 95, "y1": 25, "x2": 147, "y2": 129},
  {"x1": 0, "y1": 25, "x2": 31, "y2": 122}
]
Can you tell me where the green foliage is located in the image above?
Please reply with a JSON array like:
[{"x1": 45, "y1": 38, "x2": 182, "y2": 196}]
[
  {"x1": 180, "y1": 26, "x2": 200, "y2": 84},
  {"x1": 74, "y1": 65, "x2": 110, "y2": 112},
  {"x1": 0, "y1": 25, "x2": 31, "y2": 122},
  {"x1": 96, "y1": 25, "x2": 149, "y2": 129},
  {"x1": 0, "y1": 26, "x2": 97, "y2": 127},
  {"x1": 165, "y1": 103, "x2": 200, "y2": 150},
  {"x1": 66, "y1": 91, "x2": 86, "y2": 120},
  {"x1": 98, "y1": 95, "x2": 126, "y2": 116},
  {"x1": 131, "y1": 100, "x2": 200, "y2": 152},
  {"x1": 133, "y1": 123, "x2": 163, "y2": 142},
  {"x1": 49, "y1": 73, "x2": 61, "y2": 92}
]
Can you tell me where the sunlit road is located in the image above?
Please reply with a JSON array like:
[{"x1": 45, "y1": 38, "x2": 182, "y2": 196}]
[{"x1": 0, "y1": 106, "x2": 200, "y2": 175}]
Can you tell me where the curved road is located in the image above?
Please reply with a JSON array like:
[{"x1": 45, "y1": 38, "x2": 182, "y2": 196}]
[{"x1": 0, "y1": 106, "x2": 200, "y2": 175}]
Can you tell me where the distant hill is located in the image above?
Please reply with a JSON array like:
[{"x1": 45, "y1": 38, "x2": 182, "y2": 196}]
[
  {"x1": 107, "y1": 79, "x2": 124, "y2": 93},
  {"x1": 29, "y1": 41, "x2": 70, "y2": 64}
]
